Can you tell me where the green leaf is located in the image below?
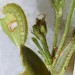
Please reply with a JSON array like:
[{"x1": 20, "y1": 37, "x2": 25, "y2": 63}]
[
  {"x1": 0, "y1": 3, "x2": 28, "y2": 47},
  {"x1": 20, "y1": 45, "x2": 51, "y2": 75}
]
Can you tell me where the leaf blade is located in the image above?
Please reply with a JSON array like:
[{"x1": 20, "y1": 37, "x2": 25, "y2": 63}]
[
  {"x1": 20, "y1": 45, "x2": 51, "y2": 75},
  {"x1": 0, "y1": 3, "x2": 28, "y2": 47}
]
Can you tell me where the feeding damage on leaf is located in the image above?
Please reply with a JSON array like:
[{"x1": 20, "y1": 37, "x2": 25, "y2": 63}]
[
  {"x1": 7, "y1": 18, "x2": 17, "y2": 32},
  {"x1": 1, "y1": 0, "x2": 75, "y2": 75},
  {"x1": 0, "y1": 3, "x2": 28, "y2": 47}
]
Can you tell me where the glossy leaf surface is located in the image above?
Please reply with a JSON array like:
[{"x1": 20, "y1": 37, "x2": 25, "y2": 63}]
[{"x1": 20, "y1": 45, "x2": 51, "y2": 75}]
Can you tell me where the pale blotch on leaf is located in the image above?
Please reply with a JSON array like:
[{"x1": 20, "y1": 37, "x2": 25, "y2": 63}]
[{"x1": 8, "y1": 19, "x2": 17, "y2": 32}]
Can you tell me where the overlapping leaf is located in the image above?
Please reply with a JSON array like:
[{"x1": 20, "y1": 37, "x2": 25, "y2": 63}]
[{"x1": 20, "y1": 45, "x2": 51, "y2": 75}]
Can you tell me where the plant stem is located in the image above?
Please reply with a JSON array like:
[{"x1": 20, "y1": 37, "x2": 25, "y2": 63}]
[
  {"x1": 32, "y1": 37, "x2": 52, "y2": 67},
  {"x1": 55, "y1": 0, "x2": 75, "y2": 58},
  {"x1": 52, "y1": 0, "x2": 65, "y2": 57},
  {"x1": 32, "y1": 37, "x2": 47, "y2": 61},
  {"x1": 52, "y1": 14, "x2": 61, "y2": 57},
  {"x1": 32, "y1": 37, "x2": 44, "y2": 55},
  {"x1": 41, "y1": 38, "x2": 53, "y2": 65}
]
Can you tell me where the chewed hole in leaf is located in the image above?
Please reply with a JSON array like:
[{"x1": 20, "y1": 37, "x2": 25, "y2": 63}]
[{"x1": 8, "y1": 19, "x2": 17, "y2": 32}]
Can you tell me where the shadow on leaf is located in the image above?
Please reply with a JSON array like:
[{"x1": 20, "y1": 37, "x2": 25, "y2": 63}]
[{"x1": 20, "y1": 45, "x2": 51, "y2": 75}]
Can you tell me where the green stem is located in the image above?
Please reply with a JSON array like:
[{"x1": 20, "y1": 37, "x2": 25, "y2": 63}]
[
  {"x1": 52, "y1": 14, "x2": 61, "y2": 57},
  {"x1": 32, "y1": 37, "x2": 52, "y2": 67},
  {"x1": 0, "y1": 20, "x2": 1, "y2": 26},
  {"x1": 32, "y1": 37, "x2": 46, "y2": 59},
  {"x1": 32, "y1": 37, "x2": 44, "y2": 55},
  {"x1": 52, "y1": 0, "x2": 65, "y2": 57},
  {"x1": 41, "y1": 38, "x2": 53, "y2": 65},
  {"x1": 55, "y1": 0, "x2": 75, "y2": 58}
]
